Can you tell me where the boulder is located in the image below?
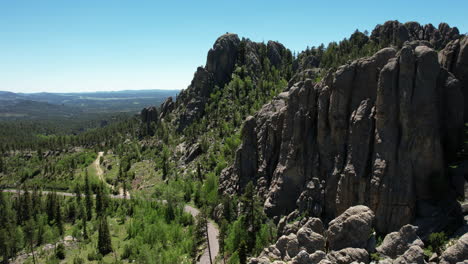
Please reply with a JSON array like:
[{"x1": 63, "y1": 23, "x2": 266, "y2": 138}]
[
  {"x1": 309, "y1": 250, "x2": 327, "y2": 264},
  {"x1": 393, "y1": 245, "x2": 427, "y2": 264},
  {"x1": 290, "y1": 250, "x2": 310, "y2": 264},
  {"x1": 296, "y1": 226, "x2": 325, "y2": 253},
  {"x1": 376, "y1": 224, "x2": 424, "y2": 259},
  {"x1": 326, "y1": 205, "x2": 375, "y2": 250},
  {"x1": 439, "y1": 233, "x2": 468, "y2": 264},
  {"x1": 325, "y1": 248, "x2": 369, "y2": 264}
]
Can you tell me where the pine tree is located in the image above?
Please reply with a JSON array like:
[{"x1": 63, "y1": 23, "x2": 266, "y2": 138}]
[
  {"x1": 20, "y1": 188, "x2": 32, "y2": 224},
  {"x1": 95, "y1": 184, "x2": 103, "y2": 216},
  {"x1": 238, "y1": 240, "x2": 247, "y2": 264},
  {"x1": 241, "y1": 182, "x2": 256, "y2": 249},
  {"x1": 82, "y1": 217, "x2": 88, "y2": 240},
  {"x1": 56, "y1": 198, "x2": 63, "y2": 235},
  {"x1": 97, "y1": 216, "x2": 112, "y2": 255},
  {"x1": 46, "y1": 192, "x2": 56, "y2": 224},
  {"x1": 219, "y1": 220, "x2": 228, "y2": 264},
  {"x1": 84, "y1": 170, "x2": 93, "y2": 220},
  {"x1": 24, "y1": 219, "x2": 37, "y2": 264}
]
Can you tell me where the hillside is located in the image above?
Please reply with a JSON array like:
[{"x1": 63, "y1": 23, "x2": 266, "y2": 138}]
[{"x1": 1, "y1": 20, "x2": 468, "y2": 264}]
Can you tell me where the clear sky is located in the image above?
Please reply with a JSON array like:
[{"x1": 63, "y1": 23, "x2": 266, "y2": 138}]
[{"x1": 0, "y1": 0, "x2": 466, "y2": 93}]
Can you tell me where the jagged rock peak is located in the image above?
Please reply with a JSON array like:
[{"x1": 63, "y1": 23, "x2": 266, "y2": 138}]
[
  {"x1": 220, "y1": 43, "x2": 464, "y2": 234},
  {"x1": 370, "y1": 20, "x2": 461, "y2": 49},
  {"x1": 206, "y1": 33, "x2": 241, "y2": 86}
]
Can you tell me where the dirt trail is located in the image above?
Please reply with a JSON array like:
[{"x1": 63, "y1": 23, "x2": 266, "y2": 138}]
[
  {"x1": 93, "y1": 151, "x2": 105, "y2": 181},
  {"x1": 93, "y1": 151, "x2": 130, "y2": 198},
  {"x1": 2, "y1": 190, "x2": 220, "y2": 264}
]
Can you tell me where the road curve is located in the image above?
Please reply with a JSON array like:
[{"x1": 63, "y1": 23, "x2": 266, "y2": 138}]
[
  {"x1": 184, "y1": 205, "x2": 220, "y2": 264},
  {"x1": 2, "y1": 189, "x2": 219, "y2": 264}
]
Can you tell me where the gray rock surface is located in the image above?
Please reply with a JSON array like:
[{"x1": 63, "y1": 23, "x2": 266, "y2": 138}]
[
  {"x1": 439, "y1": 36, "x2": 468, "y2": 122},
  {"x1": 325, "y1": 248, "x2": 369, "y2": 264},
  {"x1": 439, "y1": 233, "x2": 468, "y2": 264},
  {"x1": 220, "y1": 44, "x2": 464, "y2": 233},
  {"x1": 326, "y1": 205, "x2": 375, "y2": 250},
  {"x1": 393, "y1": 245, "x2": 427, "y2": 264},
  {"x1": 376, "y1": 224, "x2": 424, "y2": 259},
  {"x1": 371, "y1": 20, "x2": 460, "y2": 49}
]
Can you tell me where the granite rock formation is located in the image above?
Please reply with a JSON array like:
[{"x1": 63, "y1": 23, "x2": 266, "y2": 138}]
[{"x1": 220, "y1": 43, "x2": 464, "y2": 233}]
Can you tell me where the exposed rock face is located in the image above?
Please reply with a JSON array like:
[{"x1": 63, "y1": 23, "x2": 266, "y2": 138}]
[
  {"x1": 439, "y1": 36, "x2": 468, "y2": 122},
  {"x1": 376, "y1": 224, "x2": 424, "y2": 259},
  {"x1": 207, "y1": 33, "x2": 241, "y2": 86},
  {"x1": 371, "y1": 20, "x2": 460, "y2": 49},
  {"x1": 220, "y1": 44, "x2": 464, "y2": 233},
  {"x1": 325, "y1": 248, "x2": 369, "y2": 264},
  {"x1": 168, "y1": 33, "x2": 291, "y2": 132},
  {"x1": 326, "y1": 205, "x2": 375, "y2": 250},
  {"x1": 439, "y1": 233, "x2": 468, "y2": 264},
  {"x1": 393, "y1": 245, "x2": 426, "y2": 264},
  {"x1": 140, "y1": 106, "x2": 159, "y2": 124},
  {"x1": 159, "y1": 96, "x2": 175, "y2": 119}
]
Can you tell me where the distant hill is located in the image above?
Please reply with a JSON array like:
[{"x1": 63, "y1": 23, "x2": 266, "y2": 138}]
[{"x1": 0, "y1": 89, "x2": 179, "y2": 119}]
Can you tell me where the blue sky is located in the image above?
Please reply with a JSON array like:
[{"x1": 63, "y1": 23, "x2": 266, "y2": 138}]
[{"x1": 0, "y1": 0, "x2": 466, "y2": 93}]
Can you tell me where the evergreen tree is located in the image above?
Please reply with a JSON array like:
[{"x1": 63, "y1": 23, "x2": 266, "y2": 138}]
[
  {"x1": 238, "y1": 240, "x2": 247, "y2": 264},
  {"x1": 19, "y1": 188, "x2": 32, "y2": 225},
  {"x1": 95, "y1": 184, "x2": 103, "y2": 217},
  {"x1": 219, "y1": 220, "x2": 228, "y2": 264},
  {"x1": 97, "y1": 216, "x2": 112, "y2": 255},
  {"x1": 46, "y1": 192, "x2": 56, "y2": 224},
  {"x1": 84, "y1": 170, "x2": 93, "y2": 220},
  {"x1": 82, "y1": 217, "x2": 88, "y2": 240},
  {"x1": 56, "y1": 198, "x2": 63, "y2": 235},
  {"x1": 24, "y1": 219, "x2": 37, "y2": 264}
]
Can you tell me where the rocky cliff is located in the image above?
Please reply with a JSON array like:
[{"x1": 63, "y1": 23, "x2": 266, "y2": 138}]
[
  {"x1": 220, "y1": 42, "x2": 465, "y2": 233},
  {"x1": 167, "y1": 33, "x2": 291, "y2": 132},
  {"x1": 370, "y1": 21, "x2": 460, "y2": 49}
]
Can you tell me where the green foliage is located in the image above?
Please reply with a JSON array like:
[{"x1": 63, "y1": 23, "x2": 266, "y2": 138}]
[
  {"x1": 97, "y1": 216, "x2": 112, "y2": 255},
  {"x1": 427, "y1": 232, "x2": 448, "y2": 254},
  {"x1": 370, "y1": 252, "x2": 382, "y2": 262},
  {"x1": 55, "y1": 243, "x2": 65, "y2": 259}
]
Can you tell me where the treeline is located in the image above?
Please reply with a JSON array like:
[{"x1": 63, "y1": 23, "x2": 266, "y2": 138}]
[{"x1": 0, "y1": 114, "x2": 139, "y2": 151}]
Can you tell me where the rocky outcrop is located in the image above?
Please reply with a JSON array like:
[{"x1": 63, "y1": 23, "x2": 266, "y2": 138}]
[
  {"x1": 326, "y1": 205, "x2": 375, "y2": 250},
  {"x1": 393, "y1": 245, "x2": 426, "y2": 264},
  {"x1": 159, "y1": 96, "x2": 175, "y2": 119},
  {"x1": 206, "y1": 33, "x2": 241, "y2": 86},
  {"x1": 439, "y1": 36, "x2": 468, "y2": 122},
  {"x1": 168, "y1": 33, "x2": 291, "y2": 132},
  {"x1": 140, "y1": 106, "x2": 159, "y2": 124},
  {"x1": 371, "y1": 20, "x2": 460, "y2": 49},
  {"x1": 324, "y1": 248, "x2": 369, "y2": 264},
  {"x1": 376, "y1": 224, "x2": 424, "y2": 259},
  {"x1": 220, "y1": 43, "x2": 465, "y2": 233},
  {"x1": 439, "y1": 233, "x2": 468, "y2": 264}
]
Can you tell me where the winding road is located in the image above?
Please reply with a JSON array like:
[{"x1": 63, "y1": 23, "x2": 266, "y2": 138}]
[{"x1": 1, "y1": 189, "x2": 219, "y2": 264}]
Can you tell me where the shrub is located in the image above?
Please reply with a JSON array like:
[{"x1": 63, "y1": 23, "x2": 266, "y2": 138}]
[
  {"x1": 55, "y1": 243, "x2": 65, "y2": 259},
  {"x1": 73, "y1": 256, "x2": 85, "y2": 264},
  {"x1": 87, "y1": 251, "x2": 103, "y2": 261},
  {"x1": 427, "y1": 232, "x2": 448, "y2": 254}
]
